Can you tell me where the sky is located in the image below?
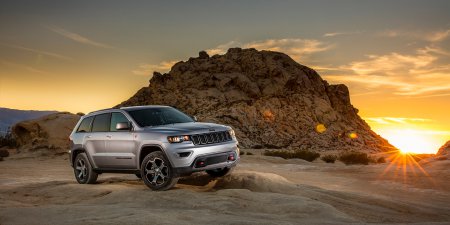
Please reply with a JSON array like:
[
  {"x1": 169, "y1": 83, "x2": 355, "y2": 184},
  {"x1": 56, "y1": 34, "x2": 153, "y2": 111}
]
[{"x1": 1, "y1": 0, "x2": 450, "y2": 153}]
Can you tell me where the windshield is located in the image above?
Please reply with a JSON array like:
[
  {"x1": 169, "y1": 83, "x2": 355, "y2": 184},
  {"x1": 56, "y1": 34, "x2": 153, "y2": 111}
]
[{"x1": 125, "y1": 107, "x2": 194, "y2": 127}]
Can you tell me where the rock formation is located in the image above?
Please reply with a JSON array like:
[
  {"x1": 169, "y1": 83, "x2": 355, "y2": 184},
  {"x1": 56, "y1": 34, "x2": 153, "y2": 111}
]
[
  {"x1": 12, "y1": 112, "x2": 80, "y2": 153},
  {"x1": 117, "y1": 48, "x2": 396, "y2": 152},
  {"x1": 437, "y1": 141, "x2": 450, "y2": 158}
]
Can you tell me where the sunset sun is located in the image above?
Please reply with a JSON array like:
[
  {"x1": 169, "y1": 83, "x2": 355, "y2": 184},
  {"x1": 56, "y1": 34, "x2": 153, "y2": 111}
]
[{"x1": 376, "y1": 129, "x2": 442, "y2": 154}]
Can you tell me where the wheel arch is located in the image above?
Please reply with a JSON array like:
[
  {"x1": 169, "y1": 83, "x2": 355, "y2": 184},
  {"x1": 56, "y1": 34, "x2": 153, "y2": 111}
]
[
  {"x1": 71, "y1": 148, "x2": 97, "y2": 169},
  {"x1": 139, "y1": 144, "x2": 170, "y2": 168}
]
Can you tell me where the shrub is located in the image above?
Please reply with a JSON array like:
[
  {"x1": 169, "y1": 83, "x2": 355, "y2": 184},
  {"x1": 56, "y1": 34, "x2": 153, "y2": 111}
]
[
  {"x1": 0, "y1": 149, "x2": 9, "y2": 157},
  {"x1": 0, "y1": 132, "x2": 17, "y2": 148},
  {"x1": 376, "y1": 156, "x2": 386, "y2": 163},
  {"x1": 338, "y1": 151, "x2": 370, "y2": 165},
  {"x1": 264, "y1": 149, "x2": 320, "y2": 162},
  {"x1": 246, "y1": 152, "x2": 254, "y2": 155},
  {"x1": 321, "y1": 154, "x2": 337, "y2": 163},
  {"x1": 239, "y1": 151, "x2": 245, "y2": 156},
  {"x1": 76, "y1": 112, "x2": 85, "y2": 116}
]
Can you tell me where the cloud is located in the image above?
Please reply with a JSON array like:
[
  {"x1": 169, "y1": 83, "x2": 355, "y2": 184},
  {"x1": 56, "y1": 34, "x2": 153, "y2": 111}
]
[
  {"x1": 325, "y1": 45, "x2": 450, "y2": 97},
  {"x1": 1, "y1": 43, "x2": 72, "y2": 61},
  {"x1": 378, "y1": 29, "x2": 450, "y2": 42},
  {"x1": 365, "y1": 117, "x2": 433, "y2": 125},
  {"x1": 207, "y1": 41, "x2": 241, "y2": 55},
  {"x1": 46, "y1": 25, "x2": 114, "y2": 49},
  {"x1": 135, "y1": 37, "x2": 333, "y2": 77},
  {"x1": 0, "y1": 60, "x2": 48, "y2": 74},
  {"x1": 364, "y1": 117, "x2": 450, "y2": 137},
  {"x1": 346, "y1": 52, "x2": 437, "y2": 76},
  {"x1": 426, "y1": 29, "x2": 450, "y2": 42},
  {"x1": 132, "y1": 60, "x2": 178, "y2": 76},
  {"x1": 206, "y1": 38, "x2": 333, "y2": 61},
  {"x1": 323, "y1": 31, "x2": 362, "y2": 37}
]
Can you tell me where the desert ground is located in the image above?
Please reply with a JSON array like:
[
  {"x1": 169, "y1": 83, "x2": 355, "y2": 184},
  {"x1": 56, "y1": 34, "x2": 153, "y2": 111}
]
[{"x1": 1, "y1": 151, "x2": 449, "y2": 225}]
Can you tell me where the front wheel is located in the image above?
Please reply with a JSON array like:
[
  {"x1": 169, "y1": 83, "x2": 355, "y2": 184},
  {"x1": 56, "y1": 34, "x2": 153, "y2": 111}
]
[
  {"x1": 206, "y1": 167, "x2": 233, "y2": 177},
  {"x1": 141, "y1": 151, "x2": 178, "y2": 191},
  {"x1": 74, "y1": 153, "x2": 98, "y2": 184}
]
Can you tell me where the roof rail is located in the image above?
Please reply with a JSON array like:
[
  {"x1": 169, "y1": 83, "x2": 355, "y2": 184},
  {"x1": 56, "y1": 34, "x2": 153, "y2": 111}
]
[{"x1": 87, "y1": 108, "x2": 113, "y2": 114}]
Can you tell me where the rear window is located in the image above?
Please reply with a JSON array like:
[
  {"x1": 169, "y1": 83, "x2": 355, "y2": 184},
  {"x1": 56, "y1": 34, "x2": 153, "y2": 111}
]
[
  {"x1": 91, "y1": 113, "x2": 111, "y2": 132},
  {"x1": 76, "y1": 116, "x2": 93, "y2": 133}
]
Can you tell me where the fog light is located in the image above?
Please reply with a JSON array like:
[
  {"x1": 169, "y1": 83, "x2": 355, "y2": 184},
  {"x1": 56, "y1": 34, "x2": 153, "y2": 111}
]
[
  {"x1": 228, "y1": 154, "x2": 235, "y2": 161},
  {"x1": 196, "y1": 160, "x2": 206, "y2": 167}
]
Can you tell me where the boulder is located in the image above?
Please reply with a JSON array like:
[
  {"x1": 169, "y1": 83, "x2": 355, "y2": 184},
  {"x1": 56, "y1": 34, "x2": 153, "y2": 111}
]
[{"x1": 12, "y1": 112, "x2": 80, "y2": 153}]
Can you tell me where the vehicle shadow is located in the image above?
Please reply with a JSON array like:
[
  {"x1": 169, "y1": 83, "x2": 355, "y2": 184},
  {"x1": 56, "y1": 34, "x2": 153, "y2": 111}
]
[{"x1": 96, "y1": 172, "x2": 218, "y2": 189}]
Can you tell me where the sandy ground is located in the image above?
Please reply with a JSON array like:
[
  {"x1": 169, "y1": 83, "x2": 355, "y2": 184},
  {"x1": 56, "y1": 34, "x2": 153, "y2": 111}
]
[{"x1": 0, "y1": 152, "x2": 449, "y2": 225}]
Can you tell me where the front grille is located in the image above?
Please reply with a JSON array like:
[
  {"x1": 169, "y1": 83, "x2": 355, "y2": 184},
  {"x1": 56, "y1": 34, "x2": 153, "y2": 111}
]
[{"x1": 191, "y1": 131, "x2": 232, "y2": 145}]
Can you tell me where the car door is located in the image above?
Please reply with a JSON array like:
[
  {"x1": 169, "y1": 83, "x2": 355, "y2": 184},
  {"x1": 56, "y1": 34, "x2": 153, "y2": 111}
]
[
  {"x1": 88, "y1": 113, "x2": 111, "y2": 168},
  {"x1": 104, "y1": 112, "x2": 137, "y2": 169}
]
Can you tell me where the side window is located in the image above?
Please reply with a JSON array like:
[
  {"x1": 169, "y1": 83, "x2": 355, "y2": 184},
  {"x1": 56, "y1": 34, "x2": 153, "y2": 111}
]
[
  {"x1": 91, "y1": 113, "x2": 111, "y2": 132},
  {"x1": 110, "y1": 112, "x2": 130, "y2": 131},
  {"x1": 76, "y1": 117, "x2": 93, "y2": 133}
]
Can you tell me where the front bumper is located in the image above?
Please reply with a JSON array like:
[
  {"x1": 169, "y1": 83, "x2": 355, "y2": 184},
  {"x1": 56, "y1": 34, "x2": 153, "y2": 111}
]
[
  {"x1": 163, "y1": 139, "x2": 239, "y2": 167},
  {"x1": 172, "y1": 150, "x2": 239, "y2": 176}
]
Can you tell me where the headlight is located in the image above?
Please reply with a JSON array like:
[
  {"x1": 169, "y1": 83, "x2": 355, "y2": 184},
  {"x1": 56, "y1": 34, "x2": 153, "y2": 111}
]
[
  {"x1": 228, "y1": 129, "x2": 236, "y2": 138},
  {"x1": 167, "y1": 135, "x2": 190, "y2": 143}
]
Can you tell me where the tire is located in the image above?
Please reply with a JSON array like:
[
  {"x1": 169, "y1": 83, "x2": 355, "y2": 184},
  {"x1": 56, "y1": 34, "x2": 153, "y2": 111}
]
[
  {"x1": 206, "y1": 167, "x2": 233, "y2": 177},
  {"x1": 74, "y1": 152, "x2": 98, "y2": 184},
  {"x1": 141, "y1": 151, "x2": 178, "y2": 191}
]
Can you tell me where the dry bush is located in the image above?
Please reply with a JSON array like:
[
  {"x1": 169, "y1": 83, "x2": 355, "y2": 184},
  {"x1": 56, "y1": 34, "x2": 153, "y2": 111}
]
[
  {"x1": 321, "y1": 154, "x2": 337, "y2": 163},
  {"x1": 376, "y1": 156, "x2": 386, "y2": 163},
  {"x1": 0, "y1": 132, "x2": 17, "y2": 148},
  {"x1": 338, "y1": 151, "x2": 370, "y2": 165}
]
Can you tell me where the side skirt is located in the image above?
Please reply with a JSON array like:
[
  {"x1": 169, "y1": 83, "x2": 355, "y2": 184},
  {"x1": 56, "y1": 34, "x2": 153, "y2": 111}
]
[{"x1": 93, "y1": 168, "x2": 140, "y2": 174}]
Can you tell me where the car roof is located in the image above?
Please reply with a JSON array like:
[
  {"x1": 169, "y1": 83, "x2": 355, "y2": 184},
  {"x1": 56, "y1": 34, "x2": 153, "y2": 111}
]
[
  {"x1": 84, "y1": 105, "x2": 171, "y2": 117},
  {"x1": 120, "y1": 105, "x2": 170, "y2": 111}
]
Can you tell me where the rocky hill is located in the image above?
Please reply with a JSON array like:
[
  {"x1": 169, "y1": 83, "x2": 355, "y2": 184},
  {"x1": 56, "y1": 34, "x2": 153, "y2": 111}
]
[
  {"x1": 0, "y1": 107, "x2": 56, "y2": 135},
  {"x1": 11, "y1": 112, "x2": 80, "y2": 153},
  {"x1": 117, "y1": 48, "x2": 395, "y2": 152}
]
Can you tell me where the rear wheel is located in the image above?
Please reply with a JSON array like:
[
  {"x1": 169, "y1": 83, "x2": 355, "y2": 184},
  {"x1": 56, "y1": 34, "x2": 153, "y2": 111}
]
[
  {"x1": 74, "y1": 153, "x2": 98, "y2": 184},
  {"x1": 141, "y1": 151, "x2": 178, "y2": 191},
  {"x1": 206, "y1": 167, "x2": 233, "y2": 177}
]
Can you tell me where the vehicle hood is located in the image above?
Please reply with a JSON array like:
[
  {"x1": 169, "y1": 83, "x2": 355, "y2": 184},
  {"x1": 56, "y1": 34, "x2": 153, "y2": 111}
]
[{"x1": 141, "y1": 122, "x2": 229, "y2": 134}]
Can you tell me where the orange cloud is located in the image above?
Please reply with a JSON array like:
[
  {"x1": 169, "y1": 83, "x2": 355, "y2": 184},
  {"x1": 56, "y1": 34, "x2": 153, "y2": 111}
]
[
  {"x1": 132, "y1": 60, "x2": 178, "y2": 76},
  {"x1": 206, "y1": 38, "x2": 333, "y2": 61}
]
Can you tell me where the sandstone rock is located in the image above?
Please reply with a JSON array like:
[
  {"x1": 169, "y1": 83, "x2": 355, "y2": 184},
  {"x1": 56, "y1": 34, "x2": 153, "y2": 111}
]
[
  {"x1": 12, "y1": 112, "x2": 80, "y2": 153},
  {"x1": 437, "y1": 141, "x2": 450, "y2": 157},
  {"x1": 116, "y1": 48, "x2": 396, "y2": 152}
]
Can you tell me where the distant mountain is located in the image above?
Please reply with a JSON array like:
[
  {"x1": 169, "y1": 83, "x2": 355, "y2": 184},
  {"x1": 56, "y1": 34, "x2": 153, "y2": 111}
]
[{"x1": 0, "y1": 107, "x2": 57, "y2": 135}]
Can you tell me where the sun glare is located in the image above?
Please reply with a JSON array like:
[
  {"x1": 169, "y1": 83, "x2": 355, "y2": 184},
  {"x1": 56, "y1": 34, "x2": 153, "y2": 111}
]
[{"x1": 377, "y1": 129, "x2": 441, "y2": 154}]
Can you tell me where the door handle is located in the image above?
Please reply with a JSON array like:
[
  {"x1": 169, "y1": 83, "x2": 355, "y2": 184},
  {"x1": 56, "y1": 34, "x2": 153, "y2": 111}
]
[
  {"x1": 106, "y1": 135, "x2": 112, "y2": 138},
  {"x1": 86, "y1": 135, "x2": 91, "y2": 138}
]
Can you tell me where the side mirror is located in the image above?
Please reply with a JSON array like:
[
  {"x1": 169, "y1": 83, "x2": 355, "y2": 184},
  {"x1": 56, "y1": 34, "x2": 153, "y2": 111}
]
[
  {"x1": 193, "y1": 116, "x2": 198, "y2": 122},
  {"x1": 116, "y1": 122, "x2": 131, "y2": 131}
]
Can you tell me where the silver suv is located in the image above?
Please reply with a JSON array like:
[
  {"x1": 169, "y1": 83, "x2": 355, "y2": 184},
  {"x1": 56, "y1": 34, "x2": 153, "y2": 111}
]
[{"x1": 69, "y1": 105, "x2": 239, "y2": 190}]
